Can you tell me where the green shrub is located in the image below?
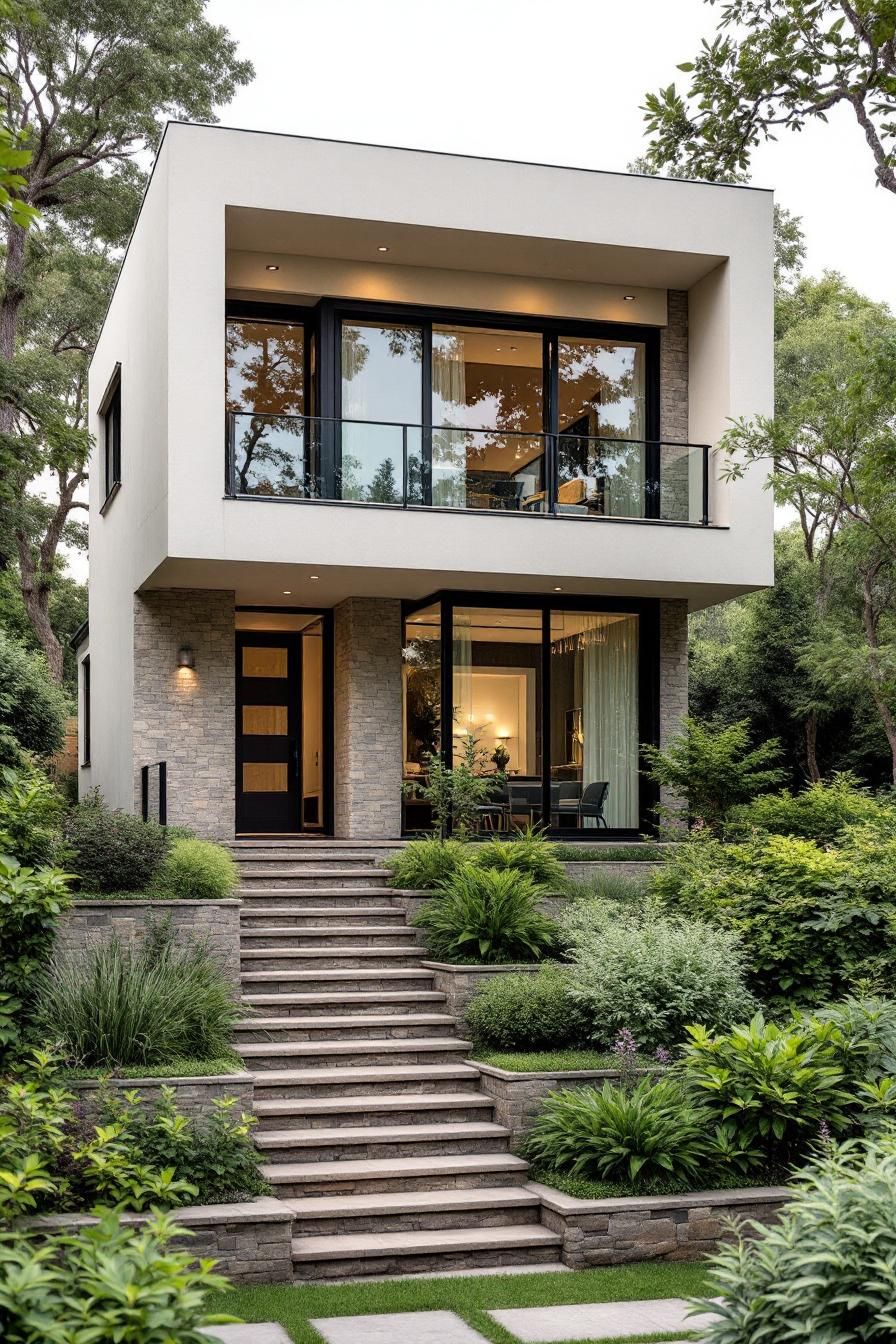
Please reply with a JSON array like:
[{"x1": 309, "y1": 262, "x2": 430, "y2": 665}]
[
  {"x1": 0, "y1": 764, "x2": 66, "y2": 868},
  {"x1": 810, "y1": 996, "x2": 896, "y2": 1082},
  {"x1": 726, "y1": 773, "x2": 894, "y2": 844},
  {"x1": 470, "y1": 829, "x2": 566, "y2": 888},
  {"x1": 561, "y1": 898, "x2": 752, "y2": 1050},
  {"x1": 465, "y1": 965, "x2": 589, "y2": 1049},
  {"x1": 0, "y1": 1211, "x2": 235, "y2": 1342},
  {"x1": 65, "y1": 793, "x2": 168, "y2": 893},
  {"x1": 553, "y1": 843, "x2": 666, "y2": 862},
  {"x1": 0, "y1": 855, "x2": 72, "y2": 1012},
  {"x1": 151, "y1": 837, "x2": 237, "y2": 900},
  {"x1": 700, "y1": 1134, "x2": 896, "y2": 1344},
  {"x1": 524, "y1": 1077, "x2": 712, "y2": 1188},
  {"x1": 641, "y1": 716, "x2": 786, "y2": 829},
  {"x1": 412, "y1": 867, "x2": 557, "y2": 964},
  {"x1": 385, "y1": 837, "x2": 470, "y2": 890},
  {"x1": 0, "y1": 630, "x2": 68, "y2": 767},
  {"x1": 33, "y1": 920, "x2": 240, "y2": 1068},
  {"x1": 681, "y1": 1014, "x2": 854, "y2": 1167},
  {"x1": 653, "y1": 830, "x2": 896, "y2": 1008}
]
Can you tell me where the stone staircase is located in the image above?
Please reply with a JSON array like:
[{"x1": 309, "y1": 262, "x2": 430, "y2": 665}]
[{"x1": 229, "y1": 839, "x2": 561, "y2": 1279}]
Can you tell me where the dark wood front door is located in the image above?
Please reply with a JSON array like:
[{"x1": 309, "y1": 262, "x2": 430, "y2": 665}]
[{"x1": 235, "y1": 632, "x2": 301, "y2": 833}]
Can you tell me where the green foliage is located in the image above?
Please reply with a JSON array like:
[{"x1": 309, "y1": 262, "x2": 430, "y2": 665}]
[
  {"x1": 0, "y1": 763, "x2": 65, "y2": 867},
  {"x1": 151, "y1": 837, "x2": 237, "y2": 901},
  {"x1": 562, "y1": 871, "x2": 650, "y2": 908},
  {"x1": 385, "y1": 837, "x2": 470, "y2": 890},
  {"x1": 681, "y1": 1014, "x2": 854, "y2": 1167},
  {"x1": 652, "y1": 829, "x2": 896, "y2": 1008},
  {"x1": 34, "y1": 920, "x2": 240, "y2": 1069},
  {"x1": 65, "y1": 793, "x2": 168, "y2": 893},
  {"x1": 642, "y1": 716, "x2": 786, "y2": 829},
  {"x1": 465, "y1": 965, "x2": 589, "y2": 1050},
  {"x1": 561, "y1": 897, "x2": 752, "y2": 1050},
  {"x1": 0, "y1": 1209, "x2": 235, "y2": 1342},
  {"x1": 552, "y1": 843, "x2": 665, "y2": 862},
  {"x1": 0, "y1": 854, "x2": 71, "y2": 1008},
  {"x1": 811, "y1": 996, "x2": 896, "y2": 1083},
  {"x1": 406, "y1": 734, "x2": 504, "y2": 838},
  {"x1": 471, "y1": 829, "x2": 566, "y2": 889},
  {"x1": 700, "y1": 1134, "x2": 896, "y2": 1344},
  {"x1": 0, "y1": 631, "x2": 68, "y2": 767},
  {"x1": 726, "y1": 773, "x2": 894, "y2": 843},
  {"x1": 524, "y1": 1078, "x2": 713, "y2": 1188},
  {"x1": 412, "y1": 866, "x2": 557, "y2": 965}
]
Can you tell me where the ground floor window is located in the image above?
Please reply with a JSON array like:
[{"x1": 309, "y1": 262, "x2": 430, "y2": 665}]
[{"x1": 402, "y1": 595, "x2": 654, "y2": 836}]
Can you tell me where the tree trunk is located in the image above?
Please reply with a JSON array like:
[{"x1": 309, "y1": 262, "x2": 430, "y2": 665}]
[
  {"x1": 0, "y1": 219, "x2": 27, "y2": 436},
  {"x1": 804, "y1": 710, "x2": 821, "y2": 782},
  {"x1": 16, "y1": 531, "x2": 64, "y2": 683}
]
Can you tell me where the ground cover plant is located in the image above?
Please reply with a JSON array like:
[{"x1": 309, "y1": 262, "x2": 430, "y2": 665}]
[
  {"x1": 412, "y1": 865, "x2": 557, "y2": 964},
  {"x1": 470, "y1": 1047, "x2": 648, "y2": 1072},
  {"x1": 553, "y1": 842, "x2": 667, "y2": 862}
]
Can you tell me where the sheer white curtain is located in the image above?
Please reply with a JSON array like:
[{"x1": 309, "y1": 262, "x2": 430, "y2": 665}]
[
  {"x1": 432, "y1": 331, "x2": 468, "y2": 507},
  {"x1": 582, "y1": 615, "x2": 639, "y2": 827},
  {"x1": 452, "y1": 611, "x2": 474, "y2": 765}
]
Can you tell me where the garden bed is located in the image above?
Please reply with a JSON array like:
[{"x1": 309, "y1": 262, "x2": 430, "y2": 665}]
[
  {"x1": 419, "y1": 961, "x2": 539, "y2": 1016},
  {"x1": 56, "y1": 898, "x2": 242, "y2": 988},
  {"x1": 474, "y1": 1060, "x2": 635, "y2": 1144},
  {"x1": 65, "y1": 1069, "x2": 254, "y2": 1122},
  {"x1": 529, "y1": 1181, "x2": 790, "y2": 1268}
]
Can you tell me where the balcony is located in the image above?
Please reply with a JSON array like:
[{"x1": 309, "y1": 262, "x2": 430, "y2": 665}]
[{"x1": 226, "y1": 413, "x2": 711, "y2": 525}]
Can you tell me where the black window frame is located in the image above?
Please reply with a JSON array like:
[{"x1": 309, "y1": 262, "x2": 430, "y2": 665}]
[
  {"x1": 80, "y1": 654, "x2": 91, "y2": 767},
  {"x1": 99, "y1": 366, "x2": 122, "y2": 511}
]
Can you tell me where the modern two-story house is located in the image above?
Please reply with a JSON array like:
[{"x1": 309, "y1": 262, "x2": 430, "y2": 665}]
[{"x1": 77, "y1": 123, "x2": 774, "y2": 841}]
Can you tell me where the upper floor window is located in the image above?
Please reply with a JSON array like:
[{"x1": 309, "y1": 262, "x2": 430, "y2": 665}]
[
  {"x1": 226, "y1": 318, "x2": 305, "y2": 494},
  {"x1": 80, "y1": 655, "x2": 91, "y2": 766},
  {"x1": 100, "y1": 368, "x2": 121, "y2": 508}
]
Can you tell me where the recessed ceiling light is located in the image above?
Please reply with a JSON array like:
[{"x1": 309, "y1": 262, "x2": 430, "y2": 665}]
[
  {"x1": 623, "y1": 294, "x2": 635, "y2": 301},
  {"x1": 282, "y1": 590, "x2": 292, "y2": 595},
  {"x1": 377, "y1": 245, "x2": 389, "y2": 253},
  {"x1": 309, "y1": 574, "x2": 320, "y2": 581},
  {"x1": 496, "y1": 346, "x2": 502, "y2": 351},
  {"x1": 510, "y1": 345, "x2": 518, "y2": 351},
  {"x1": 266, "y1": 263, "x2": 280, "y2": 272},
  {"x1": 554, "y1": 586, "x2": 563, "y2": 591}
]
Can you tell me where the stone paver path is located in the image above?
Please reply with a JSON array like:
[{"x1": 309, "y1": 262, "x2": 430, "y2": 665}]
[
  {"x1": 200, "y1": 1326, "x2": 293, "y2": 1344},
  {"x1": 489, "y1": 1297, "x2": 719, "y2": 1341},
  {"x1": 311, "y1": 1310, "x2": 489, "y2": 1344}
]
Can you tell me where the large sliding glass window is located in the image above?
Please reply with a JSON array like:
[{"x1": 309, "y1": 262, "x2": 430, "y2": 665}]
[
  {"x1": 226, "y1": 319, "x2": 307, "y2": 495},
  {"x1": 402, "y1": 603, "x2": 441, "y2": 833},
  {"x1": 340, "y1": 321, "x2": 423, "y2": 503},
  {"x1": 431, "y1": 327, "x2": 545, "y2": 511}
]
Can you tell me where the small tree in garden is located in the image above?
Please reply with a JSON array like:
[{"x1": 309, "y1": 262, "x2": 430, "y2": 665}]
[
  {"x1": 642, "y1": 716, "x2": 786, "y2": 828},
  {"x1": 406, "y1": 731, "x2": 504, "y2": 838}
]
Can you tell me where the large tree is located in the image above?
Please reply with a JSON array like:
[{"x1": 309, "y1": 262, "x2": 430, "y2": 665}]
[
  {"x1": 0, "y1": 0, "x2": 252, "y2": 679},
  {"x1": 641, "y1": 0, "x2": 896, "y2": 195}
]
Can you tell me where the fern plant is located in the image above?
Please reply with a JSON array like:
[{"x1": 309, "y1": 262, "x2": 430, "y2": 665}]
[
  {"x1": 471, "y1": 827, "x2": 566, "y2": 888},
  {"x1": 412, "y1": 866, "x2": 556, "y2": 964}
]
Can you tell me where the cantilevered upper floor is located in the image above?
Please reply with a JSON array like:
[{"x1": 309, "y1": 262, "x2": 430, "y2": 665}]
[{"x1": 88, "y1": 122, "x2": 774, "y2": 611}]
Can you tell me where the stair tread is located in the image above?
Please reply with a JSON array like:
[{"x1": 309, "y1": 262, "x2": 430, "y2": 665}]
[
  {"x1": 292, "y1": 1224, "x2": 559, "y2": 1260},
  {"x1": 241, "y1": 907, "x2": 400, "y2": 917},
  {"x1": 241, "y1": 948, "x2": 421, "y2": 959},
  {"x1": 253, "y1": 1062, "x2": 479, "y2": 1082},
  {"x1": 238, "y1": 867, "x2": 387, "y2": 876},
  {"x1": 285, "y1": 1185, "x2": 538, "y2": 1218},
  {"x1": 240, "y1": 887, "x2": 394, "y2": 895},
  {"x1": 264, "y1": 1153, "x2": 529, "y2": 1181},
  {"x1": 242, "y1": 993, "x2": 445, "y2": 1007},
  {"x1": 236, "y1": 1037, "x2": 470, "y2": 1058},
  {"x1": 241, "y1": 969, "x2": 433, "y2": 981},
  {"x1": 240, "y1": 926, "x2": 415, "y2": 937},
  {"x1": 235, "y1": 1014, "x2": 455, "y2": 1030},
  {"x1": 254, "y1": 1092, "x2": 493, "y2": 1116},
  {"x1": 256, "y1": 1121, "x2": 509, "y2": 1147}
]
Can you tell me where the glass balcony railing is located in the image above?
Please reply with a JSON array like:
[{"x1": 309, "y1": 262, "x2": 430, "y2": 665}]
[{"x1": 226, "y1": 412, "x2": 712, "y2": 524}]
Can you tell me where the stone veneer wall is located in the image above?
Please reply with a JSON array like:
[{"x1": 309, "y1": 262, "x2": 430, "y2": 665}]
[
  {"x1": 478, "y1": 1066, "x2": 626, "y2": 1147},
  {"x1": 56, "y1": 900, "x2": 242, "y2": 989},
  {"x1": 133, "y1": 589, "x2": 235, "y2": 838},
  {"x1": 67, "y1": 1072, "x2": 254, "y2": 1124},
  {"x1": 420, "y1": 962, "x2": 539, "y2": 1019},
  {"x1": 660, "y1": 290, "x2": 689, "y2": 442},
  {"x1": 334, "y1": 596, "x2": 402, "y2": 838},
  {"x1": 659, "y1": 598, "x2": 689, "y2": 824}
]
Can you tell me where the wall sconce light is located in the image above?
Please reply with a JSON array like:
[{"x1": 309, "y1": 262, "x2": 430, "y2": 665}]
[{"x1": 177, "y1": 645, "x2": 195, "y2": 670}]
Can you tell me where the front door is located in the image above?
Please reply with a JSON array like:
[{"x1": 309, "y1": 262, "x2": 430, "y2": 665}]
[{"x1": 235, "y1": 632, "x2": 301, "y2": 833}]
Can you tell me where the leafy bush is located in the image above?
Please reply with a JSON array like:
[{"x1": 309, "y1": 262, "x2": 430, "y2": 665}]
[
  {"x1": 33, "y1": 920, "x2": 240, "y2": 1068},
  {"x1": 0, "y1": 1211, "x2": 235, "y2": 1343},
  {"x1": 642, "y1": 716, "x2": 786, "y2": 828},
  {"x1": 405, "y1": 733, "x2": 504, "y2": 838},
  {"x1": 0, "y1": 764, "x2": 66, "y2": 868},
  {"x1": 385, "y1": 837, "x2": 470, "y2": 890},
  {"x1": 561, "y1": 898, "x2": 752, "y2": 1050},
  {"x1": 0, "y1": 855, "x2": 72, "y2": 1010},
  {"x1": 810, "y1": 996, "x2": 896, "y2": 1083},
  {"x1": 65, "y1": 792, "x2": 168, "y2": 893},
  {"x1": 0, "y1": 630, "x2": 68, "y2": 767},
  {"x1": 151, "y1": 837, "x2": 237, "y2": 900},
  {"x1": 524, "y1": 1077, "x2": 712, "y2": 1188},
  {"x1": 465, "y1": 965, "x2": 589, "y2": 1049},
  {"x1": 700, "y1": 1134, "x2": 896, "y2": 1344},
  {"x1": 681, "y1": 1014, "x2": 854, "y2": 1167},
  {"x1": 725, "y1": 773, "x2": 894, "y2": 844},
  {"x1": 471, "y1": 829, "x2": 566, "y2": 888},
  {"x1": 412, "y1": 867, "x2": 557, "y2": 964},
  {"x1": 653, "y1": 830, "x2": 896, "y2": 1008}
]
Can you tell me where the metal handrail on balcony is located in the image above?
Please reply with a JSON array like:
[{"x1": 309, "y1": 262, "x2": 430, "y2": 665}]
[{"x1": 225, "y1": 411, "x2": 712, "y2": 525}]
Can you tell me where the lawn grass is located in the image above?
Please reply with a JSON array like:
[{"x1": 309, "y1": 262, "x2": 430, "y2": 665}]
[
  {"x1": 74, "y1": 889, "x2": 229, "y2": 901},
  {"x1": 553, "y1": 844, "x2": 667, "y2": 863},
  {"x1": 471, "y1": 1048, "x2": 652, "y2": 1073},
  {"x1": 207, "y1": 1261, "x2": 712, "y2": 1344},
  {"x1": 529, "y1": 1165, "x2": 770, "y2": 1202},
  {"x1": 62, "y1": 1052, "x2": 245, "y2": 1080}
]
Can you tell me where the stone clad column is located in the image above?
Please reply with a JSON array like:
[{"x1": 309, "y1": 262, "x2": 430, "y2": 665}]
[
  {"x1": 333, "y1": 597, "x2": 402, "y2": 838},
  {"x1": 658, "y1": 598, "x2": 689, "y2": 827}
]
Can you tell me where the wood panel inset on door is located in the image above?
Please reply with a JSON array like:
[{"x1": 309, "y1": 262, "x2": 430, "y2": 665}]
[{"x1": 235, "y1": 633, "x2": 300, "y2": 833}]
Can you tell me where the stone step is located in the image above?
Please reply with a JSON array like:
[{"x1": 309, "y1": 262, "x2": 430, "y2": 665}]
[
  {"x1": 233, "y1": 1014, "x2": 458, "y2": 1042},
  {"x1": 253, "y1": 1091, "x2": 494, "y2": 1130},
  {"x1": 236, "y1": 1037, "x2": 471, "y2": 1071},
  {"x1": 240, "y1": 948, "x2": 424, "y2": 972},
  {"x1": 240, "y1": 969, "x2": 437, "y2": 995},
  {"x1": 240, "y1": 907, "x2": 405, "y2": 928},
  {"x1": 256, "y1": 1120, "x2": 510, "y2": 1163},
  {"x1": 239, "y1": 926, "x2": 419, "y2": 949},
  {"x1": 241, "y1": 991, "x2": 446, "y2": 1017},
  {"x1": 230, "y1": 850, "x2": 396, "y2": 864},
  {"x1": 239, "y1": 888, "x2": 400, "y2": 908},
  {"x1": 237, "y1": 868, "x2": 391, "y2": 888},
  {"x1": 288, "y1": 1184, "x2": 540, "y2": 1234},
  {"x1": 263, "y1": 1152, "x2": 530, "y2": 1198},
  {"x1": 251, "y1": 1063, "x2": 482, "y2": 1099},
  {"x1": 291, "y1": 1223, "x2": 561, "y2": 1279}
]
